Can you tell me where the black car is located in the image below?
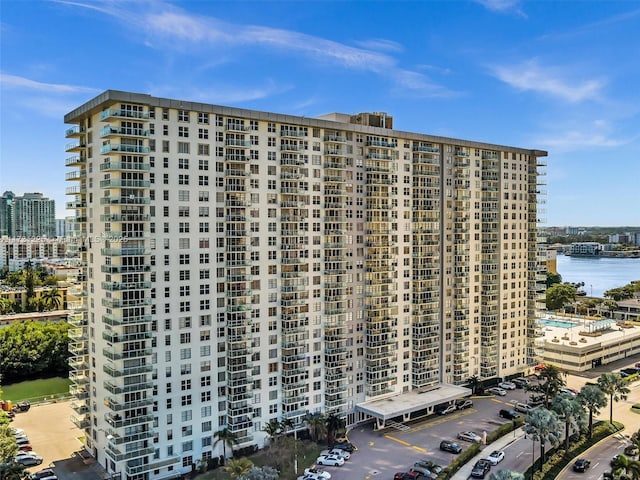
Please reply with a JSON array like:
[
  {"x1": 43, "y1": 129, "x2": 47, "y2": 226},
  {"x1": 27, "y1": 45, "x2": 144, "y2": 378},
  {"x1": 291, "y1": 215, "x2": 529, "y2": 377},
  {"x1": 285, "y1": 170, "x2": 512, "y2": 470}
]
[
  {"x1": 439, "y1": 440, "x2": 462, "y2": 454},
  {"x1": 470, "y1": 459, "x2": 492, "y2": 479},
  {"x1": 512, "y1": 377, "x2": 530, "y2": 389},
  {"x1": 499, "y1": 409, "x2": 520, "y2": 420},
  {"x1": 573, "y1": 458, "x2": 591, "y2": 472},
  {"x1": 414, "y1": 460, "x2": 443, "y2": 475},
  {"x1": 329, "y1": 441, "x2": 355, "y2": 452}
]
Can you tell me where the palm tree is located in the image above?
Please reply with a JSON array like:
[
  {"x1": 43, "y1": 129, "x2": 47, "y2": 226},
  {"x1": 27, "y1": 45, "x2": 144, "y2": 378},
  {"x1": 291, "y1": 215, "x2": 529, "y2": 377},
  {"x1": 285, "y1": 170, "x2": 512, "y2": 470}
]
[
  {"x1": 598, "y1": 372, "x2": 630, "y2": 426},
  {"x1": 262, "y1": 418, "x2": 281, "y2": 445},
  {"x1": 280, "y1": 417, "x2": 294, "y2": 435},
  {"x1": 214, "y1": 428, "x2": 239, "y2": 464},
  {"x1": 525, "y1": 407, "x2": 561, "y2": 469},
  {"x1": 41, "y1": 287, "x2": 61, "y2": 311},
  {"x1": 224, "y1": 457, "x2": 253, "y2": 479},
  {"x1": 489, "y1": 471, "x2": 525, "y2": 480},
  {"x1": 325, "y1": 412, "x2": 345, "y2": 446},
  {"x1": 304, "y1": 412, "x2": 327, "y2": 442},
  {"x1": 577, "y1": 384, "x2": 608, "y2": 439},
  {"x1": 529, "y1": 364, "x2": 565, "y2": 407},
  {"x1": 610, "y1": 454, "x2": 640, "y2": 480},
  {"x1": 467, "y1": 375, "x2": 480, "y2": 395},
  {"x1": 551, "y1": 393, "x2": 586, "y2": 454}
]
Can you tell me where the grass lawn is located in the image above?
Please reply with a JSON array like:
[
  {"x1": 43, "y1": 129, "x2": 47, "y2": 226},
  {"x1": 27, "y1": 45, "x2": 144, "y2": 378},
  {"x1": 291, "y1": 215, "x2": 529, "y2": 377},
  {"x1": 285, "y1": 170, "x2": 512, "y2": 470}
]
[{"x1": 1, "y1": 377, "x2": 71, "y2": 403}]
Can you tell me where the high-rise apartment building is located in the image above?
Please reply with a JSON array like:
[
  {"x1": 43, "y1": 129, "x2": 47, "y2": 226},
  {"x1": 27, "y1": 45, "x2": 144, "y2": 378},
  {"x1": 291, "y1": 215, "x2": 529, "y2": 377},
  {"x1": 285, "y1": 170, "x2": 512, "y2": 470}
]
[
  {"x1": 64, "y1": 90, "x2": 547, "y2": 480},
  {"x1": 0, "y1": 191, "x2": 56, "y2": 238}
]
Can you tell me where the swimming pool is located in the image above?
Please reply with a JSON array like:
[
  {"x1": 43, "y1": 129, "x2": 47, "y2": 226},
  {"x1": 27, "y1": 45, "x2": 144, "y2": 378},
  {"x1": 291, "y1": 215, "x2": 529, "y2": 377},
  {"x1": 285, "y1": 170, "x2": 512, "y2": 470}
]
[{"x1": 540, "y1": 319, "x2": 578, "y2": 328}]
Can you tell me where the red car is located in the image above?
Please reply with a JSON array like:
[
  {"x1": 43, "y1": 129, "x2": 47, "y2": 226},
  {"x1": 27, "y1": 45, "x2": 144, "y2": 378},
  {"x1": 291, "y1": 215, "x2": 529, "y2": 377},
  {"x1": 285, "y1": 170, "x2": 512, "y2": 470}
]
[
  {"x1": 394, "y1": 472, "x2": 420, "y2": 480},
  {"x1": 19, "y1": 444, "x2": 33, "y2": 452}
]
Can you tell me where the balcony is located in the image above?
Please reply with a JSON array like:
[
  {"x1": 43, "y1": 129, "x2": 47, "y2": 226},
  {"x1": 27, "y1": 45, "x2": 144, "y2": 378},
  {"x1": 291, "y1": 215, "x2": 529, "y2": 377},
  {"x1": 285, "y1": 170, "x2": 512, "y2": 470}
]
[
  {"x1": 66, "y1": 142, "x2": 86, "y2": 152},
  {"x1": 100, "y1": 144, "x2": 150, "y2": 155},
  {"x1": 65, "y1": 155, "x2": 86, "y2": 167},
  {"x1": 101, "y1": 247, "x2": 150, "y2": 256},
  {"x1": 99, "y1": 196, "x2": 150, "y2": 205},
  {"x1": 100, "y1": 179, "x2": 150, "y2": 188},
  {"x1": 100, "y1": 161, "x2": 150, "y2": 172},
  {"x1": 100, "y1": 126, "x2": 149, "y2": 137},
  {"x1": 65, "y1": 125, "x2": 86, "y2": 138},
  {"x1": 225, "y1": 139, "x2": 251, "y2": 148},
  {"x1": 101, "y1": 281, "x2": 151, "y2": 291},
  {"x1": 100, "y1": 108, "x2": 149, "y2": 121}
]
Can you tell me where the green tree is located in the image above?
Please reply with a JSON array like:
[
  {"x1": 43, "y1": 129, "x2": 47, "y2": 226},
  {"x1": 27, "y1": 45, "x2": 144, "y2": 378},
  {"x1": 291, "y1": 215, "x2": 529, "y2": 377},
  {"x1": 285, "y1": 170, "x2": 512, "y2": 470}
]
[
  {"x1": 551, "y1": 394, "x2": 586, "y2": 454},
  {"x1": 238, "y1": 465, "x2": 280, "y2": 480},
  {"x1": 604, "y1": 285, "x2": 636, "y2": 301},
  {"x1": 602, "y1": 299, "x2": 618, "y2": 317},
  {"x1": 577, "y1": 384, "x2": 608, "y2": 439},
  {"x1": 528, "y1": 364, "x2": 565, "y2": 408},
  {"x1": 325, "y1": 412, "x2": 345, "y2": 446},
  {"x1": 545, "y1": 283, "x2": 577, "y2": 311},
  {"x1": 546, "y1": 272, "x2": 562, "y2": 289},
  {"x1": 525, "y1": 407, "x2": 561, "y2": 468},
  {"x1": 214, "y1": 428, "x2": 239, "y2": 463},
  {"x1": 598, "y1": 373, "x2": 630, "y2": 426},
  {"x1": 610, "y1": 454, "x2": 640, "y2": 480},
  {"x1": 489, "y1": 471, "x2": 525, "y2": 480},
  {"x1": 23, "y1": 262, "x2": 36, "y2": 311},
  {"x1": 304, "y1": 412, "x2": 326, "y2": 442},
  {"x1": 262, "y1": 419, "x2": 281, "y2": 445},
  {"x1": 41, "y1": 287, "x2": 61, "y2": 311},
  {"x1": 0, "y1": 424, "x2": 22, "y2": 479},
  {"x1": 467, "y1": 375, "x2": 480, "y2": 395},
  {"x1": 224, "y1": 457, "x2": 253, "y2": 479},
  {"x1": 0, "y1": 298, "x2": 14, "y2": 315}
]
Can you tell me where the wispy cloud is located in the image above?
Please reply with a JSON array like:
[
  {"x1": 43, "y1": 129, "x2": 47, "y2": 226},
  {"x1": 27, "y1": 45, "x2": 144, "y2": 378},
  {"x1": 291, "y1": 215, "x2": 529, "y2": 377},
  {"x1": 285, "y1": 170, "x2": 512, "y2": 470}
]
[
  {"x1": 59, "y1": 0, "x2": 456, "y2": 98},
  {"x1": 473, "y1": 0, "x2": 527, "y2": 18},
  {"x1": 535, "y1": 120, "x2": 637, "y2": 151},
  {"x1": 353, "y1": 38, "x2": 404, "y2": 53},
  {"x1": 150, "y1": 80, "x2": 293, "y2": 105},
  {"x1": 0, "y1": 73, "x2": 100, "y2": 94},
  {"x1": 539, "y1": 8, "x2": 640, "y2": 41},
  {"x1": 489, "y1": 59, "x2": 604, "y2": 103}
]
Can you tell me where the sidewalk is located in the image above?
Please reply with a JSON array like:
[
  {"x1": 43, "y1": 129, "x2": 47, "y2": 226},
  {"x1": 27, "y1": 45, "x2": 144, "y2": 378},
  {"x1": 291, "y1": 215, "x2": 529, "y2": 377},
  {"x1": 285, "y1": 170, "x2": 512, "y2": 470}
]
[{"x1": 451, "y1": 427, "x2": 527, "y2": 480}]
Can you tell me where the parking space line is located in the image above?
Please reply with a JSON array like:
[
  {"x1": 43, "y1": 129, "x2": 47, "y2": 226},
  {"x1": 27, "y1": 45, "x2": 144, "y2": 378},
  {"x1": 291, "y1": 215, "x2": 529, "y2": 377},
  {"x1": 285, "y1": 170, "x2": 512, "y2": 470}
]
[
  {"x1": 385, "y1": 434, "x2": 411, "y2": 446},
  {"x1": 412, "y1": 445, "x2": 427, "y2": 453}
]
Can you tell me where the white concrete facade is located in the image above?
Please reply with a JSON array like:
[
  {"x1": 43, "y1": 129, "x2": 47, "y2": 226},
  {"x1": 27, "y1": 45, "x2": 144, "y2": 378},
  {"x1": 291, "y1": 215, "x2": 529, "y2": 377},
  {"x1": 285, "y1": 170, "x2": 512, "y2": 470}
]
[{"x1": 64, "y1": 90, "x2": 547, "y2": 480}]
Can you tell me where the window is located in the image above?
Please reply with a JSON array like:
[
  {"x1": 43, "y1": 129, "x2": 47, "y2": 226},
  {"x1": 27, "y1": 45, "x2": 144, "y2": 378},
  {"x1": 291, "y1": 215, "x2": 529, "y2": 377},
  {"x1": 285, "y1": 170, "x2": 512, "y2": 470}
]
[
  {"x1": 178, "y1": 142, "x2": 190, "y2": 154},
  {"x1": 178, "y1": 110, "x2": 189, "y2": 121},
  {"x1": 178, "y1": 174, "x2": 189, "y2": 185},
  {"x1": 178, "y1": 158, "x2": 189, "y2": 169},
  {"x1": 198, "y1": 144, "x2": 210, "y2": 156},
  {"x1": 198, "y1": 112, "x2": 209, "y2": 124}
]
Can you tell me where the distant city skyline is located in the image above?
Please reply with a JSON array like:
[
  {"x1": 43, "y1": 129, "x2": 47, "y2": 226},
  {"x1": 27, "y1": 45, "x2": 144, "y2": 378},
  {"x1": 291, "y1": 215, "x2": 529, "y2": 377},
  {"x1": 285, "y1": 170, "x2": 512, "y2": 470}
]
[{"x1": 1, "y1": 0, "x2": 639, "y2": 226}]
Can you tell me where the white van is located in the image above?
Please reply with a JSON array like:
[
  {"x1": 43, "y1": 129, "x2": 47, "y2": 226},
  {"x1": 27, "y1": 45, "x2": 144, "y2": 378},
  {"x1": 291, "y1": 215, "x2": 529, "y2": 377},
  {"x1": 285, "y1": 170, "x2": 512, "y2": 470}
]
[{"x1": 514, "y1": 402, "x2": 534, "y2": 413}]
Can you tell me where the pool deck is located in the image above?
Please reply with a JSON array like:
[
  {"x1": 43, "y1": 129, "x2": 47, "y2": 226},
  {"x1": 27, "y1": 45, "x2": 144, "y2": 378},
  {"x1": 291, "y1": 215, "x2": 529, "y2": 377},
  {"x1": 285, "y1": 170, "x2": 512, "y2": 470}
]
[{"x1": 536, "y1": 314, "x2": 640, "y2": 371}]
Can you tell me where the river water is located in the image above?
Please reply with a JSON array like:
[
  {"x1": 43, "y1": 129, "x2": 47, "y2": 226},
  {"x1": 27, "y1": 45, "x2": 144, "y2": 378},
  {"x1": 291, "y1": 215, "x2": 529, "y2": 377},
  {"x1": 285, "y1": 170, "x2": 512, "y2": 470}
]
[{"x1": 556, "y1": 254, "x2": 640, "y2": 297}]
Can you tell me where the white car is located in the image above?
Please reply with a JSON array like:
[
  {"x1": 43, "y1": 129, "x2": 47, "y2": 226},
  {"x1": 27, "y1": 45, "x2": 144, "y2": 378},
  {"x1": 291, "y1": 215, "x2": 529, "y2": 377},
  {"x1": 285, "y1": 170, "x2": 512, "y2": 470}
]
[
  {"x1": 303, "y1": 467, "x2": 332, "y2": 479},
  {"x1": 499, "y1": 381, "x2": 516, "y2": 390},
  {"x1": 488, "y1": 387, "x2": 507, "y2": 396},
  {"x1": 299, "y1": 474, "x2": 328, "y2": 480},
  {"x1": 14, "y1": 452, "x2": 43, "y2": 466},
  {"x1": 457, "y1": 431, "x2": 482, "y2": 443},
  {"x1": 320, "y1": 448, "x2": 351, "y2": 460},
  {"x1": 10, "y1": 428, "x2": 26, "y2": 436},
  {"x1": 515, "y1": 402, "x2": 534, "y2": 414},
  {"x1": 316, "y1": 455, "x2": 345, "y2": 467},
  {"x1": 439, "y1": 404, "x2": 457, "y2": 415},
  {"x1": 485, "y1": 450, "x2": 505, "y2": 465}
]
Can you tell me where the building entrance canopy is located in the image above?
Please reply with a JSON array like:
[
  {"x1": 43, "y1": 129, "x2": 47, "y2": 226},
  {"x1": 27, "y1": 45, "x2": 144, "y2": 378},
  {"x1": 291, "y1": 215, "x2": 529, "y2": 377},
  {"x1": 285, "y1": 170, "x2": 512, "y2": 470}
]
[{"x1": 355, "y1": 384, "x2": 472, "y2": 429}]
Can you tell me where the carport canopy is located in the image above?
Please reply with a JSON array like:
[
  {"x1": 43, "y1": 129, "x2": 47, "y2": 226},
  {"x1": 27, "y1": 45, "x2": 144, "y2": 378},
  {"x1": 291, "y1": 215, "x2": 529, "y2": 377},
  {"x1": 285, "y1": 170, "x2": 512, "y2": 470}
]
[{"x1": 355, "y1": 384, "x2": 472, "y2": 428}]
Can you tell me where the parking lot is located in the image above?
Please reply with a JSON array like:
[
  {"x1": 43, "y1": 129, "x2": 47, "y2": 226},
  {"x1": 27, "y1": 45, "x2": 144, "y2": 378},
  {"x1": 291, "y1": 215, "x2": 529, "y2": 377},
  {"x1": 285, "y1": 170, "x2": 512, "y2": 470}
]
[{"x1": 10, "y1": 400, "x2": 105, "y2": 480}]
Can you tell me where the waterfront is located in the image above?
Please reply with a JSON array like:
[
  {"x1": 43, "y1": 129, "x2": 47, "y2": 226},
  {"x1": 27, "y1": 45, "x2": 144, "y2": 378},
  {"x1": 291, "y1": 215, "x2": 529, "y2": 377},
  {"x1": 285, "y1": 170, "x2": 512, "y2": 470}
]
[{"x1": 556, "y1": 254, "x2": 640, "y2": 297}]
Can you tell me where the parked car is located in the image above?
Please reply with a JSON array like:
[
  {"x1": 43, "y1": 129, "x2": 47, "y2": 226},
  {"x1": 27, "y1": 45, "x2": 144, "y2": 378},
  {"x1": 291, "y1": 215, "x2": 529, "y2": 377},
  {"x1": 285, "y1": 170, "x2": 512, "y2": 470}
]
[
  {"x1": 438, "y1": 404, "x2": 457, "y2": 415},
  {"x1": 499, "y1": 409, "x2": 520, "y2": 420},
  {"x1": 470, "y1": 459, "x2": 492, "y2": 479},
  {"x1": 498, "y1": 381, "x2": 516, "y2": 390},
  {"x1": 414, "y1": 461, "x2": 443, "y2": 475},
  {"x1": 514, "y1": 402, "x2": 534, "y2": 414},
  {"x1": 15, "y1": 437, "x2": 31, "y2": 446},
  {"x1": 623, "y1": 444, "x2": 639, "y2": 457},
  {"x1": 14, "y1": 452, "x2": 43, "y2": 467},
  {"x1": 320, "y1": 449, "x2": 350, "y2": 460},
  {"x1": 485, "y1": 450, "x2": 505, "y2": 465},
  {"x1": 457, "y1": 431, "x2": 482, "y2": 443},
  {"x1": 440, "y1": 440, "x2": 462, "y2": 454},
  {"x1": 315, "y1": 455, "x2": 344, "y2": 467},
  {"x1": 394, "y1": 472, "x2": 420, "y2": 480},
  {"x1": 487, "y1": 387, "x2": 507, "y2": 396},
  {"x1": 18, "y1": 444, "x2": 33, "y2": 452},
  {"x1": 30, "y1": 470, "x2": 56, "y2": 480},
  {"x1": 455, "y1": 399, "x2": 473, "y2": 410},
  {"x1": 329, "y1": 441, "x2": 355, "y2": 452},
  {"x1": 512, "y1": 377, "x2": 530, "y2": 388},
  {"x1": 573, "y1": 458, "x2": 591, "y2": 472},
  {"x1": 303, "y1": 467, "x2": 331, "y2": 479},
  {"x1": 529, "y1": 395, "x2": 545, "y2": 406},
  {"x1": 409, "y1": 466, "x2": 438, "y2": 479},
  {"x1": 559, "y1": 388, "x2": 577, "y2": 396},
  {"x1": 10, "y1": 428, "x2": 25, "y2": 436}
]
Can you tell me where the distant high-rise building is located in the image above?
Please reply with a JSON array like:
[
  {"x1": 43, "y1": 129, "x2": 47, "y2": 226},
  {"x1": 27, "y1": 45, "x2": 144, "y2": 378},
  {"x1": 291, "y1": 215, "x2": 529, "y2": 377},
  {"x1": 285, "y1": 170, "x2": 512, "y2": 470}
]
[
  {"x1": 64, "y1": 90, "x2": 548, "y2": 480},
  {"x1": 0, "y1": 191, "x2": 56, "y2": 238},
  {"x1": 56, "y1": 218, "x2": 72, "y2": 237}
]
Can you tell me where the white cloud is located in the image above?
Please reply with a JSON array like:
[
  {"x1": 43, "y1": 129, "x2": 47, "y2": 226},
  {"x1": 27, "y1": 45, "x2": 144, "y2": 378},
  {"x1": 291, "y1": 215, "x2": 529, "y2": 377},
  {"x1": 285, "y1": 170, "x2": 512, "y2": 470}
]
[
  {"x1": 535, "y1": 120, "x2": 637, "y2": 151},
  {"x1": 62, "y1": 0, "x2": 456, "y2": 98},
  {"x1": 353, "y1": 38, "x2": 404, "y2": 53},
  {"x1": 473, "y1": 0, "x2": 527, "y2": 17},
  {"x1": 490, "y1": 59, "x2": 604, "y2": 103},
  {"x1": 150, "y1": 80, "x2": 292, "y2": 105},
  {"x1": 0, "y1": 73, "x2": 100, "y2": 94}
]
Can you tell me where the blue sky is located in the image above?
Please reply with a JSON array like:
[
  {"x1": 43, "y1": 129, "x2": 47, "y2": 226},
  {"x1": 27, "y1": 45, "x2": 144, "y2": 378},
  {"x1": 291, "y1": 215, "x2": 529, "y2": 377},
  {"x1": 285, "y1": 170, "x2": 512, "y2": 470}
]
[{"x1": 1, "y1": 0, "x2": 639, "y2": 227}]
